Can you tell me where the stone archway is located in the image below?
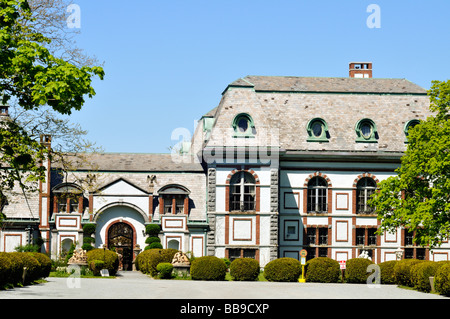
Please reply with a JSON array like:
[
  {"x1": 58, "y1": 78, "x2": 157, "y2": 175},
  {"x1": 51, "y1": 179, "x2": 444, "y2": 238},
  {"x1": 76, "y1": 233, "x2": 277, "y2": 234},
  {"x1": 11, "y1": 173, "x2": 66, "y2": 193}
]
[{"x1": 107, "y1": 222, "x2": 135, "y2": 271}]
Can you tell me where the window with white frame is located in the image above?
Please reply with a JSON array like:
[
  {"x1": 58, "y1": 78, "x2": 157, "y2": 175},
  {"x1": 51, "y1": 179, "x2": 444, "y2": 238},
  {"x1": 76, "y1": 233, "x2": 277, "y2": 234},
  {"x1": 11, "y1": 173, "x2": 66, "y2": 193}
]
[
  {"x1": 307, "y1": 177, "x2": 328, "y2": 213},
  {"x1": 229, "y1": 171, "x2": 256, "y2": 211}
]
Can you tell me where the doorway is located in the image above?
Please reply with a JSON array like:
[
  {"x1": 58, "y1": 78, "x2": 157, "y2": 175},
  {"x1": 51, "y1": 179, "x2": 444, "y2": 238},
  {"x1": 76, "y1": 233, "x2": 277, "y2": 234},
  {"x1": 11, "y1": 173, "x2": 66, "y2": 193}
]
[{"x1": 108, "y1": 222, "x2": 134, "y2": 270}]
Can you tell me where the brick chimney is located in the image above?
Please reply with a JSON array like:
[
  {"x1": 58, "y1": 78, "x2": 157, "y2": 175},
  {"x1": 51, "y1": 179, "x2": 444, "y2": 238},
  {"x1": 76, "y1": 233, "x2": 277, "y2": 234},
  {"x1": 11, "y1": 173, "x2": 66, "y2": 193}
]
[{"x1": 349, "y1": 62, "x2": 372, "y2": 78}]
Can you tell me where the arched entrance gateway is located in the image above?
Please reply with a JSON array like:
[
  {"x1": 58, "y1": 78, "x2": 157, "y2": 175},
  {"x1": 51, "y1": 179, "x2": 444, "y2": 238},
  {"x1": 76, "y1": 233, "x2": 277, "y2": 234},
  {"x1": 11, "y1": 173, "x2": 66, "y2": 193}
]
[{"x1": 107, "y1": 222, "x2": 134, "y2": 271}]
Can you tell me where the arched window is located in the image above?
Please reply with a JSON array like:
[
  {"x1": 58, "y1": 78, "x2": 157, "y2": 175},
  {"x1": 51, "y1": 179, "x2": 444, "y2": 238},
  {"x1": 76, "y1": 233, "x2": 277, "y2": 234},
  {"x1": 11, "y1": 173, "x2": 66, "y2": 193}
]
[
  {"x1": 232, "y1": 113, "x2": 255, "y2": 138},
  {"x1": 306, "y1": 118, "x2": 329, "y2": 142},
  {"x1": 356, "y1": 178, "x2": 377, "y2": 214},
  {"x1": 355, "y1": 118, "x2": 378, "y2": 143},
  {"x1": 307, "y1": 177, "x2": 328, "y2": 213},
  {"x1": 230, "y1": 171, "x2": 256, "y2": 211}
]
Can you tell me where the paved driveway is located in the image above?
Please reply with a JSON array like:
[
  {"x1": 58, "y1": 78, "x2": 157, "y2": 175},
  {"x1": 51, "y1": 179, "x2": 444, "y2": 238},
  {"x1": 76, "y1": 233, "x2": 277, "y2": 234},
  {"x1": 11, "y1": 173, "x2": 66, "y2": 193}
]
[{"x1": 0, "y1": 270, "x2": 447, "y2": 300}]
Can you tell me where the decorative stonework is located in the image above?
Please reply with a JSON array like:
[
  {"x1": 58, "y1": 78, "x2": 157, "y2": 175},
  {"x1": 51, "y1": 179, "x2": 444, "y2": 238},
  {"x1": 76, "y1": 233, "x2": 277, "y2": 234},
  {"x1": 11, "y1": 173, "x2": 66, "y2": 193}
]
[
  {"x1": 303, "y1": 171, "x2": 332, "y2": 187},
  {"x1": 67, "y1": 248, "x2": 88, "y2": 265},
  {"x1": 352, "y1": 173, "x2": 379, "y2": 187}
]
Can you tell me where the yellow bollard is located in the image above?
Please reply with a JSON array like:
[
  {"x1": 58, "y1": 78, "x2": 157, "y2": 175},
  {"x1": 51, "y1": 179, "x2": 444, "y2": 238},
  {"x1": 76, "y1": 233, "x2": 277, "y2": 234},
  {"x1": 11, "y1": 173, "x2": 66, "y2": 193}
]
[{"x1": 298, "y1": 264, "x2": 306, "y2": 283}]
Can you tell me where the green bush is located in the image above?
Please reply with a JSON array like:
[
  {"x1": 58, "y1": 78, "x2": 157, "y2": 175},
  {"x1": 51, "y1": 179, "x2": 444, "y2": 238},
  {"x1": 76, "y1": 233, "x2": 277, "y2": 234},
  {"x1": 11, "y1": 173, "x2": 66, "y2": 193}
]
[
  {"x1": 156, "y1": 262, "x2": 174, "y2": 279},
  {"x1": 222, "y1": 258, "x2": 231, "y2": 269},
  {"x1": 10, "y1": 252, "x2": 41, "y2": 284},
  {"x1": 6, "y1": 252, "x2": 24, "y2": 285},
  {"x1": 145, "y1": 224, "x2": 161, "y2": 236},
  {"x1": 344, "y1": 258, "x2": 374, "y2": 284},
  {"x1": 81, "y1": 243, "x2": 94, "y2": 252},
  {"x1": 0, "y1": 253, "x2": 12, "y2": 287},
  {"x1": 86, "y1": 249, "x2": 119, "y2": 276},
  {"x1": 229, "y1": 258, "x2": 260, "y2": 281},
  {"x1": 264, "y1": 258, "x2": 302, "y2": 282},
  {"x1": 90, "y1": 260, "x2": 105, "y2": 276},
  {"x1": 147, "y1": 242, "x2": 163, "y2": 249},
  {"x1": 435, "y1": 263, "x2": 450, "y2": 296},
  {"x1": 410, "y1": 261, "x2": 440, "y2": 292},
  {"x1": 190, "y1": 256, "x2": 227, "y2": 281},
  {"x1": 28, "y1": 252, "x2": 51, "y2": 278},
  {"x1": 83, "y1": 223, "x2": 96, "y2": 236},
  {"x1": 136, "y1": 248, "x2": 178, "y2": 277},
  {"x1": 379, "y1": 260, "x2": 398, "y2": 284},
  {"x1": 145, "y1": 237, "x2": 161, "y2": 244},
  {"x1": 306, "y1": 257, "x2": 340, "y2": 283},
  {"x1": 393, "y1": 259, "x2": 424, "y2": 287}
]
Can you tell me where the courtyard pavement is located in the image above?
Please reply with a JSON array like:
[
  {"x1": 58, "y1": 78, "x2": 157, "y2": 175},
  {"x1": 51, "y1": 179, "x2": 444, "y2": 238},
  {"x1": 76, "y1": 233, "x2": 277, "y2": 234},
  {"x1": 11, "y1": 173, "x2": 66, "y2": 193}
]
[{"x1": 0, "y1": 270, "x2": 448, "y2": 300}]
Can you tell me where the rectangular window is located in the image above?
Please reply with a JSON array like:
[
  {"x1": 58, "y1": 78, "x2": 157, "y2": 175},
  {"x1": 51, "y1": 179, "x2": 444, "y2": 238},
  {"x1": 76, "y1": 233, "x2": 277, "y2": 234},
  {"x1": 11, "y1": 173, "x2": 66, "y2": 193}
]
[
  {"x1": 404, "y1": 231, "x2": 414, "y2": 246},
  {"x1": 164, "y1": 197, "x2": 172, "y2": 214},
  {"x1": 318, "y1": 228, "x2": 328, "y2": 245},
  {"x1": 318, "y1": 247, "x2": 328, "y2": 258},
  {"x1": 306, "y1": 228, "x2": 316, "y2": 245},
  {"x1": 175, "y1": 196, "x2": 184, "y2": 214},
  {"x1": 356, "y1": 228, "x2": 365, "y2": 246},
  {"x1": 368, "y1": 228, "x2": 377, "y2": 246}
]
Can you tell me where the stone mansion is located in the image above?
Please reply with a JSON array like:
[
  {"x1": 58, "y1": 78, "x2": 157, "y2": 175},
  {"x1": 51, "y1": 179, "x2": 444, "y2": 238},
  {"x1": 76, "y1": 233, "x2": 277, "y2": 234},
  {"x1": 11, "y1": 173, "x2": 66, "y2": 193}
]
[{"x1": 1, "y1": 62, "x2": 449, "y2": 268}]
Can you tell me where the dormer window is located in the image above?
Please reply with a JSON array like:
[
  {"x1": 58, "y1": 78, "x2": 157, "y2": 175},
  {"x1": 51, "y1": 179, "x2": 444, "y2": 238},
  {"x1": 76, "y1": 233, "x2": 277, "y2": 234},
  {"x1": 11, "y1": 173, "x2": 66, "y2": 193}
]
[
  {"x1": 404, "y1": 119, "x2": 420, "y2": 142},
  {"x1": 52, "y1": 183, "x2": 83, "y2": 214},
  {"x1": 232, "y1": 113, "x2": 255, "y2": 138},
  {"x1": 158, "y1": 184, "x2": 190, "y2": 215},
  {"x1": 307, "y1": 118, "x2": 329, "y2": 142},
  {"x1": 355, "y1": 118, "x2": 378, "y2": 143}
]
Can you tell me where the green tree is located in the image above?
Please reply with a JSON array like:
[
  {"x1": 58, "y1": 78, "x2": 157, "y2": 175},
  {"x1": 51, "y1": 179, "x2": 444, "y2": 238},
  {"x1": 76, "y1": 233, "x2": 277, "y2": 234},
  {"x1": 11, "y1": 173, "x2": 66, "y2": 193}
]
[
  {"x1": 369, "y1": 80, "x2": 450, "y2": 248},
  {"x1": 0, "y1": 0, "x2": 104, "y2": 224}
]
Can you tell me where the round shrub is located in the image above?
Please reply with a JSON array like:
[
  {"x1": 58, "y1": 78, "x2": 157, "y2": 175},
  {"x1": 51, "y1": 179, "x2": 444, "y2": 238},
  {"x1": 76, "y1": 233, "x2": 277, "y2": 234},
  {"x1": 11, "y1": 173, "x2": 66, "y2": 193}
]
[
  {"x1": 379, "y1": 260, "x2": 398, "y2": 284},
  {"x1": 86, "y1": 249, "x2": 119, "y2": 276},
  {"x1": 230, "y1": 258, "x2": 260, "y2": 281},
  {"x1": 28, "y1": 252, "x2": 51, "y2": 278},
  {"x1": 435, "y1": 263, "x2": 450, "y2": 296},
  {"x1": 157, "y1": 262, "x2": 174, "y2": 279},
  {"x1": 344, "y1": 258, "x2": 374, "y2": 284},
  {"x1": 393, "y1": 259, "x2": 424, "y2": 287},
  {"x1": 0, "y1": 253, "x2": 12, "y2": 287},
  {"x1": 306, "y1": 257, "x2": 340, "y2": 283},
  {"x1": 136, "y1": 248, "x2": 178, "y2": 277},
  {"x1": 145, "y1": 224, "x2": 161, "y2": 236},
  {"x1": 264, "y1": 258, "x2": 302, "y2": 282},
  {"x1": 145, "y1": 237, "x2": 161, "y2": 244},
  {"x1": 148, "y1": 242, "x2": 163, "y2": 249},
  {"x1": 410, "y1": 261, "x2": 440, "y2": 292},
  {"x1": 89, "y1": 260, "x2": 105, "y2": 276},
  {"x1": 190, "y1": 256, "x2": 227, "y2": 281},
  {"x1": 11, "y1": 252, "x2": 41, "y2": 284},
  {"x1": 83, "y1": 223, "x2": 96, "y2": 236}
]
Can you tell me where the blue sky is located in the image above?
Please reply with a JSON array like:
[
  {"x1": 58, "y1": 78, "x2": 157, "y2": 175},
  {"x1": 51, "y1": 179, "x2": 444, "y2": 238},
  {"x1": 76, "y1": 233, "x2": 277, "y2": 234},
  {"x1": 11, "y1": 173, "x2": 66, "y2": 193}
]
[{"x1": 67, "y1": 0, "x2": 450, "y2": 154}]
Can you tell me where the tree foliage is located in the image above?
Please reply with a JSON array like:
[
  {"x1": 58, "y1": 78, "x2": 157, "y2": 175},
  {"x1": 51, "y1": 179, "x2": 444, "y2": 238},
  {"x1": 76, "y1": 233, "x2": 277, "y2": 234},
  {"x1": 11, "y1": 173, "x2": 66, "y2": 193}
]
[
  {"x1": 0, "y1": 0, "x2": 104, "y2": 223},
  {"x1": 369, "y1": 80, "x2": 450, "y2": 248}
]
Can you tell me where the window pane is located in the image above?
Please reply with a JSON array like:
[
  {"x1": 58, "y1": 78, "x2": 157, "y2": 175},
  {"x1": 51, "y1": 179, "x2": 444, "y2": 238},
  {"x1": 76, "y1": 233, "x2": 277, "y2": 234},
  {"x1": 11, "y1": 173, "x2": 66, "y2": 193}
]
[
  {"x1": 361, "y1": 123, "x2": 372, "y2": 138},
  {"x1": 312, "y1": 122, "x2": 323, "y2": 137},
  {"x1": 243, "y1": 249, "x2": 255, "y2": 259},
  {"x1": 237, "y1": 118, "x2": 248, "y2": 133}
]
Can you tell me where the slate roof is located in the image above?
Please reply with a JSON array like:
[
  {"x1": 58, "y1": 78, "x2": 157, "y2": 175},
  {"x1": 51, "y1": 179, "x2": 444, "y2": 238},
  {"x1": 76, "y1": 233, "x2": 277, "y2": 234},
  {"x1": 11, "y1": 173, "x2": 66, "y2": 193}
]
[
  {"x1": 226, "y1": 76, "x2": 427, "y2": 94},
  {"x1": 54, "y1": 153, "x2": 204, "y2": 172}
]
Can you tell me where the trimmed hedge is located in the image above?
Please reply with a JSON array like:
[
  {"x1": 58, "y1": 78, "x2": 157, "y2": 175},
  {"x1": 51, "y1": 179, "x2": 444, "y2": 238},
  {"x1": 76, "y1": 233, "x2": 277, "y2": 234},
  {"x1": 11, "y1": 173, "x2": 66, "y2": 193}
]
[
  {"x1": 136, "y1": 248, "x2": 178, "y2": 277},
  {"x1": 29, "y1": 252, "x2": 52, "y2": 279},
  {"x1": 229, "y1": 258, "x2": 260, "y2": 281},
  {"x1": 190, "y1": 256, "x2": 227, "y2": 281},
  {"x1": 410, "y1": 261, "x2": 440, "y2": 292},
  {"x1": 306, "y1": 257, "x2": 340, "y2": 283},
  {"x1": 0, "y1": 252, "x2": 51, "y2": 287},
  {"x1": 435, "y1": 263, "x2": 450, "y2": 296},
  {"x1": 344, "y1": 258, "x2": 374, "y2": 284},
  {"x1": 264, "y1": 258, "x2": 302, "y2": 282},
  {"x1": 393, "y1": 259, "x2": 424, "y2": 287},
  {"x1": 379, "y1": 260, "x2": 398, "y2": 284},
  {"x1": 86, "y1": 249, "x2": 119, "y2": 276}
]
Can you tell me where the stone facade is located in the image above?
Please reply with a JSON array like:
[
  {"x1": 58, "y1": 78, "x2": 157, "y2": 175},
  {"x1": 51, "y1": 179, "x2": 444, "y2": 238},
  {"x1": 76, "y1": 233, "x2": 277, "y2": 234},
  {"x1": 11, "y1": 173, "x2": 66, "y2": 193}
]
[{"x1": 1, "y1": 70, "x2": 449, "y2": 266}]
